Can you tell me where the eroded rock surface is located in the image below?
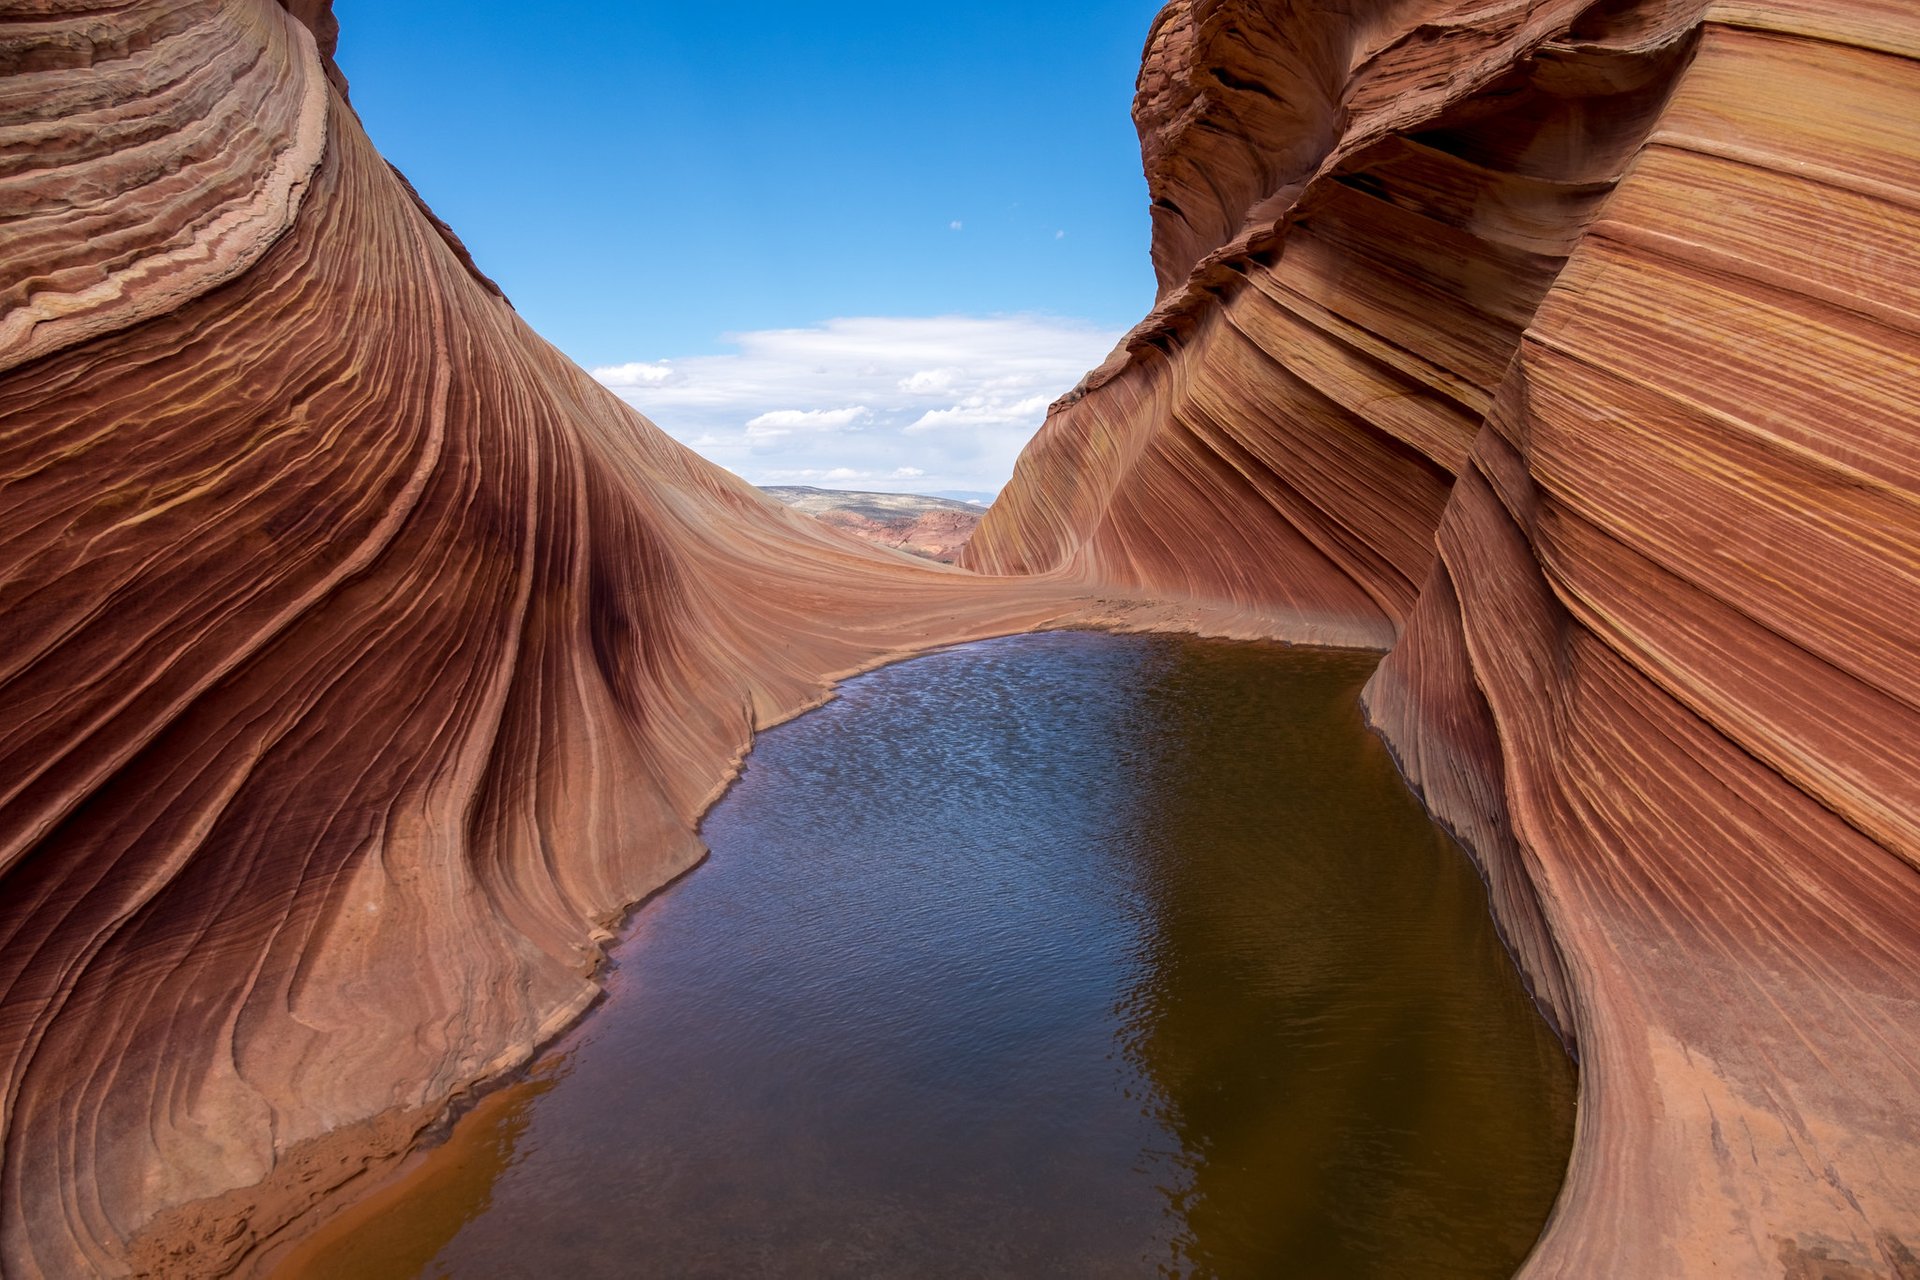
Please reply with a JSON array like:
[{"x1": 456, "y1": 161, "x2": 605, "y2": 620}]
[
  {"x1": 3, "y1": 0, "x2": 1917, "y2": 1276},
  {"x1": 972, "y1": 1, "x2": 1920, "y2": 1274},
  {"x1": 0, "y1": 4, "x2": 1089, "y2": 1273}
]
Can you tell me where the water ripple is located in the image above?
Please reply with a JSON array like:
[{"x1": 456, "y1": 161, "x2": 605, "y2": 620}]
[{"x1": 296, "y1": 633, "x2": 1573, "y2": 1280}]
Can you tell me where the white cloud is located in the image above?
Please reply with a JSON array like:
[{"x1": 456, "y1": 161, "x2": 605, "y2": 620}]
[
  {"x1": 744, "y1": 405, "x2": 869, "y2": 441},
  {"x1": 1055, "y1": 229, "x2": 1066, "y2": 240},
  {"x1": 949, "y1": 220, "x2": 964, "y2": 231},
  {"x1": 591, "y1": 360, "x2": 679, "y2": 387},
  {"x1": 744, "y1": 405, "x2": 870, "y2": 432},
  {"x1": 906, "y1": 393, "x2": 1054, "y2": 434},
  {"x1": 761, "y1": 467, "x2": 872, "y2": 484},
  {"x1": 898, "y1": 368, "x2": 959, "y2": 395},
  {"x1": 590, "y1": 315, "x2": 1121, "y2": 493}
]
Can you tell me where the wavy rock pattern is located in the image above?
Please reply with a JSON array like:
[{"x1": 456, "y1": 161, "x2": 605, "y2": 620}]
[
  {"x1": 0, "y1": 4, "x2": 1096, "y2": 1273},
  {"x1": 975, "y1": 0, "x2": 1920, "y2": 1275},
  {"x1": 0, "y1": 0, "x2": 328, "y2": 377},
  {"x1": 5, "y1": 0, "x2": 1918, "y2": 1276}
]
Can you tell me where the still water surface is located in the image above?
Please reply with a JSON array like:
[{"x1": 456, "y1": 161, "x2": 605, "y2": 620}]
[{"x1": 286, "y1": 633, "x2": 1574, "y2": 1279}]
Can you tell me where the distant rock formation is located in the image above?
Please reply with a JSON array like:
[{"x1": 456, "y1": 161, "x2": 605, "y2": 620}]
[
  {"x1": 761, "y1": 487, "x2": 984, "y2": 564},
  {"x1": 3, "y1": 0, "x2": 1917, "y2": 1277},
  {"x1": 971, "y1": 1, "x2": 1920, "y2": 1275}
]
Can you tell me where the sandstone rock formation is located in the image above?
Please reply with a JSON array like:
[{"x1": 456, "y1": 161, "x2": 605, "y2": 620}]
[
  {"x1": 3, "y1": 0, "x2": 1917, "y2": 1276},
  {"x1": 0, "y1": 5, "x2": 1092, "y2": 1273},
  {"x1": 970, "y1": 1, "x2": 1920, "y2": 1275},
  {"x1": 760, "y1": 487, "x2": 985, "y2": 563}
]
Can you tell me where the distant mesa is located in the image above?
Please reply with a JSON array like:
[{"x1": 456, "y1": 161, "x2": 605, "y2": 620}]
[{"x1": 761, "y1": 486, "x2": 985, "y2": 563}]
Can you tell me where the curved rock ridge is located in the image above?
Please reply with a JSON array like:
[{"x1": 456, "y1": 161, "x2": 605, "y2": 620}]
[
  {"x1": 0, "y1": 4, "x2": 1104, "y2": 1273},
  {"x1": 0, "y1": 1, "x2": 329, "y2": 377},
  {"x1": 967, "y1": 0, "x2": 1708, "y2": 639},
  {"x1": 5, "y1": 0, "x2": 1919, "y2": 1276},
  {"x1": 975, "y1": 0, "x2": 1920, "y2": 1275}
]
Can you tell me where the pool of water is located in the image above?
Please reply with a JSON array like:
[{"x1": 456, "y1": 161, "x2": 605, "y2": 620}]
[{"x1": 283, "y1": 632, "x2": 1574, "y2": 1279}]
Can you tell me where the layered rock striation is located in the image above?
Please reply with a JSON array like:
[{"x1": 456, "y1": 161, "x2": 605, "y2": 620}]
[
  {"x1": 0, "y1": 4, "x2": 1089, "y2": 1273},
  {"x1": 972, "y1": 1, "x2": 1920, "y2": 1275},
  {"x1": 3, "y1": 0, "x2": 1918, "y2": 1276}
]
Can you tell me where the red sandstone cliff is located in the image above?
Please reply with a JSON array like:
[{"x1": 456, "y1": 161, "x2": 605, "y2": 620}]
[
  {"x1": 970, "y1": 1, "x2": 1920, "y2": 1275},
  {"x1": 0, "y1": 4, "x2": 1093, "y2": 1273},
  {"x1": 3, "y1": 1, "x2": 1917, "y2": 1276}
]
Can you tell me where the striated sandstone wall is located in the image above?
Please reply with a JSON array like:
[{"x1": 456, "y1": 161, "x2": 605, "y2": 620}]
[
  {"x1": 0, "y1": 4, "x2": 1099, "y2": 1274},
  {"x1": 4, "y1": 0, "x2": 1918, "y2": 1276},
  {"x1": 974, "y1": 1, "x2": 1920, "y2": 1275}
]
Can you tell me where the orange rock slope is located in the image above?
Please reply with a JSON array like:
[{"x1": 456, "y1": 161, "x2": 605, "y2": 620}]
[
  {"x1": 0, "y1": 4, "x2": 1101, "y2": 1274},
  {"x1": 971, "y1": 0, "x2": 1920, "y2": 1275},
  {"x1": 2, "y1": 0, "x2": 1917, "y2": 1277}
]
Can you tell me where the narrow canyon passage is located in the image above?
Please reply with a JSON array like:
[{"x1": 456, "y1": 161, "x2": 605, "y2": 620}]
[
  {"x1": 280, "y1": 634, "x2": 1574, "y2": 1279},
  {"x1": 4, "y1": 3, "x2": 1917, "y2": 1273}
]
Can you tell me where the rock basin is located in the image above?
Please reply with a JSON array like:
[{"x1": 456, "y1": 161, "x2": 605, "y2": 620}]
[{"x1": 281, "y1": 633, "x2": 1574, "y2": 1279}]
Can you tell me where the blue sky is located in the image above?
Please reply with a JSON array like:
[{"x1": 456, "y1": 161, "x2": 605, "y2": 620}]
[{"x1": 333, "y1": 2, "x2": 1164, "y2": 494}]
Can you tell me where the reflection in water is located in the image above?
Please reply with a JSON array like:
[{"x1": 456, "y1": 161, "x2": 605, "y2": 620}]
[
  {"x1": 276, "y1": 1066, "x2": 560, "y2": 1277},
  {"x1": 1112, "y1": 642, "x2": 1574, "y2": 1276},
  {"x1": 284, "y1": 633, "x2": 1574, "y2": 1279}
]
